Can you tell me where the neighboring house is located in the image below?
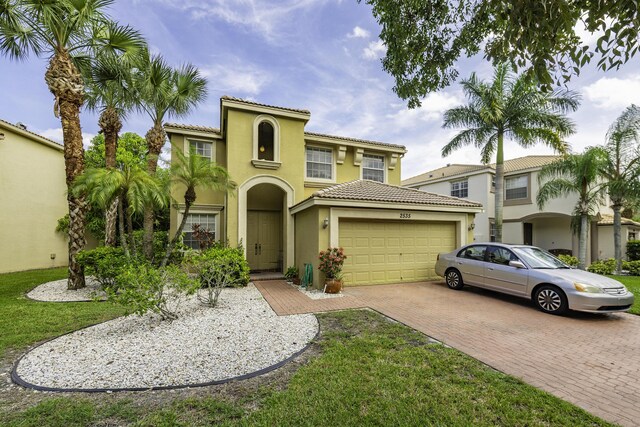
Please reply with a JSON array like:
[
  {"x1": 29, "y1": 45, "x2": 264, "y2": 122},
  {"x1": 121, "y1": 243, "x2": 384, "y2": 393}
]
[
  {"x1": 597, "y1": 215, "x2": 640, "y2": 260},
  {"x1": 0, "y1": 119, "x2": 69, "y2": 273},
  {"x1": 403, "y1": 155, "x2": 623, "y2": 264},
  {"x1": 166, "y1": 96, "x2": 482, "y2": 288}
]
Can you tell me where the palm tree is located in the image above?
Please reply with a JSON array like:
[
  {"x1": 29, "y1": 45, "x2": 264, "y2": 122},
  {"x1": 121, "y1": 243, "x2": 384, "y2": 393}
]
[
  {"x1": 599, "y1": 105, "x2": 640, "y2": 273},
  {"x1": 160, "y1": 147, "x2": 236, "y2": 266},
  {"x1": 442, "y1": 63, "x2": 580, "y2": 242},
  {"x1": 0, "y1": 0, "x2": 145, "y2": 289},
  {"x1": 537, "y1": 148, "x2": 607, "y2": 269},
  {"x1": 133, "y1": 51, "x2": 208, "y2": 260},
  {"x1": 74, "y1": 166, "x2": 168, "y2": 258},
  {"x1": 85, "y1": 54, "x2": 140, "y2": 246}
]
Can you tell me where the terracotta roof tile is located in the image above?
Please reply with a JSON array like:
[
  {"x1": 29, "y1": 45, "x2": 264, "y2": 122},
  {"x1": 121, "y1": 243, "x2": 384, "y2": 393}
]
[
  {"x1": 0, "y1": 118, "x2": 63, "y2": 147},
  {"x1": 598, "y1": 214, "x2": 640, "y2": 227},
  {"x1": 164, "y1": 123, "x2": 221, "y2": 135},
  {"x1": 305, "y1": 131, "x2": 406, "y2": 151},
  {"x1": 221, "y1": 95, "x2": 311, "y2": 115},
  {"x1": 309, "y1": 179, "x2": 482, "y2": 208}
]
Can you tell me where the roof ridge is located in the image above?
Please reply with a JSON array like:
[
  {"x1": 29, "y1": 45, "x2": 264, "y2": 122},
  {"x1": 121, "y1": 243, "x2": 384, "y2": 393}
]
[{"x1": 221, "y1": 95, "x2": 311, "y2": 115}]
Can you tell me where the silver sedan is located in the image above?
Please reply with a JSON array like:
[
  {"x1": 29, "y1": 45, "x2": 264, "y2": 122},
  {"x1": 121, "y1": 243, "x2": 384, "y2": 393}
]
[{"x1": 435, "y1": 243, "x2": 635, "y2": 315}]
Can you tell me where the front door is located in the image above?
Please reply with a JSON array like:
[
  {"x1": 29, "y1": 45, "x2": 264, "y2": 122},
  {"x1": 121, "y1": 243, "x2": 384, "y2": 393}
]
[
  {"x1": 524, "y1": 223, "x2": 533, "y2": 245},
  {"x1": 247, "y1": 211, "x2": 281, "y2": 271}
]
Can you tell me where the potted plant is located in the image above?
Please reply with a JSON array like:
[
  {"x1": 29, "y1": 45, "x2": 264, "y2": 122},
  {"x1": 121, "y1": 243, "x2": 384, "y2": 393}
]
[
  {"x1": 284, "y1": 266, "x2": 300, "y2": 285},
  {"x1": 318, "y1": 247, "x2": 347, "y2": 293}
]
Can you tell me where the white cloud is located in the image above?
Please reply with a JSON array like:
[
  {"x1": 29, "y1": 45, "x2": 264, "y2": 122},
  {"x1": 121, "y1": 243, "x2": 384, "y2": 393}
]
[
  {"x1": 362, "y1": 40, "x2": 386, "y2": 60},
  {"x1": 39, "y1": 128, "x2": 96, "y2": 149},
  {"x1": 387, "y1": 91, "x2": 463, "y2": 128},
  {"x1": 583, "y1": 75, "x2": 640, "y2": 110},
  {"x1": 347, "y1": 26, "x2": 370, "y2": 39},
  {"x1": 201, "y1": 61, "x2": 271, "y2": 96}
]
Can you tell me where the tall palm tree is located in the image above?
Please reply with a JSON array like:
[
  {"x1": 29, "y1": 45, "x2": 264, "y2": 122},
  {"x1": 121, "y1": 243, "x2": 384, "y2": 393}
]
[
  {"x1": 0, "y1": 0, "x2": 145, "y2": 289},
  {"x1": 74, "y1": 166, "x2": 168, "y2": 258},
  {"x1": 133, "y1": 51, "x2": 208, "y2": 260},
  {"x1": 161, "y1": 147, "x2": 236, "y2": 266},
  {"x1": 599, "y1": 105, "x2": 640, "y2": 273},
  {"x1": 85, "y1": 54, "x2": 140, "y2": 246},
  {"x1": 442, "y1": 63, "x2": 580, "y2": 242},
  {"x1": 537, "y1": 148, "x2": 607, "y2": 269}
]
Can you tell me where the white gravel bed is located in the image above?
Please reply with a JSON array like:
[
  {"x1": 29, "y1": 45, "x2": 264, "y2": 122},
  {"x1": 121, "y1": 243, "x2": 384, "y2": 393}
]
[
  {"x1": 16, "y1": 284, "x2": 318, "y2": 390},
  {"x1": 26, "y1": 277, "x2": 106, "y2": 302},
  {"x1": 289, "y1": 283, "x2": 345, "y2": 300}
]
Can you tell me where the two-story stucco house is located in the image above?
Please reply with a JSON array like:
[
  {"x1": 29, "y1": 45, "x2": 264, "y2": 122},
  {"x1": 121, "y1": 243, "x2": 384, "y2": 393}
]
[
  {"x1": 403, "y1": 155, "x2": 639, "y2": 263},
  {"x1": 166, "y1": 96, "x2": 482, "y2": 288}
]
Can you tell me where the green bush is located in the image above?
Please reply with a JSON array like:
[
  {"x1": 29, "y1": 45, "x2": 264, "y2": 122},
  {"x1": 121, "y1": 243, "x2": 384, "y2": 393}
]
[
  {"x1": 557, "y1": 254, "x2": 579, "y2": 267},
  {"x1": 109, "y1": 263, "x2": 198, "y2": 320},
  {"x1": 623, "y1": 260, "x2": 640, "y2": 276},
  {"x1": 76, "y1": 246, "x2": 129, "y2": 287},
  {"x1": 627, "y1": 240, "x2": 640, "y2": 261},
  {"x1": 186, "y1": 246, "x2": 250, "y2": 288},
  {"x1": 132, "y1": 230, "x2": 185, "y2": 265},
  {"x1": 284, "y1": 266, "x2": 299, "y2": 280},
  {"x1": 587, "y1": 258, "x2": 616, "y2": 275}
]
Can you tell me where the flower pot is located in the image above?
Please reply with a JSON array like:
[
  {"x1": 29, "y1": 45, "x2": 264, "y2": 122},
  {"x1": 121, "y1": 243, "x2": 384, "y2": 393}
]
[
  {"x1": 324, "y1": 278, "x2": 342, "y2": 294},
  {"x1": 292, "y1": 277, "x2": 301, "y2": 286}
]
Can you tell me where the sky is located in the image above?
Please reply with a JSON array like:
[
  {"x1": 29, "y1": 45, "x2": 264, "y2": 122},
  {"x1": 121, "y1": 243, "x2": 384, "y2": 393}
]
[{"x1": 1, "y1": 0, "x2": 639, "y2": 180}]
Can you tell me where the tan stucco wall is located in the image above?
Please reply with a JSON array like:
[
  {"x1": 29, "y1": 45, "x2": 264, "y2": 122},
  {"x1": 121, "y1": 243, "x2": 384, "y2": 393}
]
[
  {"x1": 0, "y1": 127, "x2": 69, "y2": 273},
  {"x1": 293, "y1": 206, "x2": 331, "y2": 289}
]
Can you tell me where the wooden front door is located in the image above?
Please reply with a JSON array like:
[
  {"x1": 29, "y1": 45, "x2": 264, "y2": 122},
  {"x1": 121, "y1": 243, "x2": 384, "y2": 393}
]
[{"x1": 246, "y1": 211, "x2": 282, "y2": 271}]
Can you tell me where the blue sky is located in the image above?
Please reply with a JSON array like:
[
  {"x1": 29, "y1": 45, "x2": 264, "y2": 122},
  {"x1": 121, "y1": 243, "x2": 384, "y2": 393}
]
[{"x1": 1, "y1": 0, "x2": 639, "y2": 179}]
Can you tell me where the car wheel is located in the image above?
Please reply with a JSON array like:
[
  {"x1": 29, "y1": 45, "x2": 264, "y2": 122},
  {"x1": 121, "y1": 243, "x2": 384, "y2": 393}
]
[
  {"x1": 534, "y1": 285, "x2": 568, "y2": 315},
  {"x1": 445, "y1": 269, "x2": 464, "y2": 290}
]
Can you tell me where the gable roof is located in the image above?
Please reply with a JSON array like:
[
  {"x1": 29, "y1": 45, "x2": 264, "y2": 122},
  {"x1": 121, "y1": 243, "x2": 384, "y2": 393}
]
[
  {"x1": 292, "y1": 179, "x2": 483, "y2": 213},
  {"x1": 402, "y1": 155, "x2": 560, "y2": 187},
  {"x1": 0, "y1": 118, "x2": 63, "y2": 151}
]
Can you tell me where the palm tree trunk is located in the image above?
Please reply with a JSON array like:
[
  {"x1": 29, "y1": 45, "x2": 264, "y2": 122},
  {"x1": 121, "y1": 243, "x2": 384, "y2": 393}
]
[
  {"x1": 161, "y1": 197, "x2": 192, "y2": 267},
  {"x1": 45, "y1": 50, "x2": 87, "y2": 290},
  {"x1": 100, "y1": 107, "x2": 122, "y2": 246},
  {"x1": 494, "y1": 131, "x2": 504, "y2": 243},
  {"x1": 578, "y1": 213, "x2": 588, "y2": 270},
  {"x1": 143, "y1": 123, "x2": 166, "y2": 260},
  {"x1": 118, "y1": 196, "x2": 130, "y2": 258},
  {"x1": 127, "y1": 208, "x2": 137, "y2": 258},
  {"x1": 613, "y1": 202, "x2": 623, "y2": 273}
]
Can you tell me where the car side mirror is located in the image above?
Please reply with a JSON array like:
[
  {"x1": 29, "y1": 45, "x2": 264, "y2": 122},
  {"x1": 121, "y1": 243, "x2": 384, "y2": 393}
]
[{"x1": 509, "y1": 260, "x2": 526, "y2": 269}]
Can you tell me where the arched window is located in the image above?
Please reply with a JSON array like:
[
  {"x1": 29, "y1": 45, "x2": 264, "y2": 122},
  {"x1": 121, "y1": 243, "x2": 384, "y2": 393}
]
[{"x1": 258, "y1": 121, "x2": 274, "y2": 161}]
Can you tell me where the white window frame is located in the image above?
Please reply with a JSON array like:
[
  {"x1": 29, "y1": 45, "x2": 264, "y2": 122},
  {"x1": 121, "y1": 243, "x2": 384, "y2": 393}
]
[
  {"x1": 505, "y1": 174, "x2": 529, "y2": 201},
  {"x1": 361, "y1": 153, "x2": 385, "y2": 183},
  {"x1": 177, "y1": 206, "x2": 222, "y2": 250},
  {"x1": 489, "y1": 219, "x2": 496, "y2": 242},
  {"x1": 304, "y1": 145, "x2": 335, "y2": 183},
  {"x1": 252, "y1": 114, "x2": 280, "y2": 164},
  {"x1": 450, "y1": 180, "x2": 469, "y2": 198},
  {"x1": 184, "y1": 138, "x2": 215, "y2": 162}
]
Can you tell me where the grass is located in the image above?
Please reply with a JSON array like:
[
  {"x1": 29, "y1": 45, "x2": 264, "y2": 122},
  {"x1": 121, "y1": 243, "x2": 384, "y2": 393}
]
[
  {"x1": 0, "y1": 268, "x2": 125, "y2": 357},
  {"x1": 610, "y1": 274, "x2": 640, "y2": 315},
  {"x1": 0, "y1": 270, "x2": 611, "y2": 427}
]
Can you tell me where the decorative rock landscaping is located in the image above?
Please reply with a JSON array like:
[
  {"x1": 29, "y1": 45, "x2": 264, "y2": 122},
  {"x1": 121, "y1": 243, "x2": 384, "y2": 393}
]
[
  {"x1": 290, "y1": 283, "x2": 345, "y2": 300},
  {"x1": 14, "y1": 284, "x2": 318, "y2": 391},
  {"x1": 26, "y1": 277, "x2": 106, "y2": 302}
]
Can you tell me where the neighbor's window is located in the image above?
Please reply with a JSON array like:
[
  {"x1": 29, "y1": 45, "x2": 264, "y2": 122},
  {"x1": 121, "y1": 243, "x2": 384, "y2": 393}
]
[
  {"x1": 630, "y1": 231, "x2": 637, "y2": 241},
  {"x1": 505, "y1": 175, "x2": 528, "y2": 200},
  {"x1": 183, "y1": 213, "x2": 216, "y2": 249},
  {"x1": 189, "y1": 140, "x2": 212, "y2": 161},
  {"x1": 306, "y1": 146, "x2": 333, "y2": 180},
  {"x1": 489, "y1": 220, "x2": 497, "y2": 242},
  {"x1": 451, "y1": 180, "x2": 468, "y2": 198},
  {"x1": 257, "y1": 121, "x2": 274, "y2": 161},
  {"x1": 362, "y1": 154, "x2": 385, "y2": 182}
]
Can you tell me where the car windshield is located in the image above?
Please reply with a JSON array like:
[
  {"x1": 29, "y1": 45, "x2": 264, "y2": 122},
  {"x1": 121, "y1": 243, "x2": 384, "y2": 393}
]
[{"x1": 512, "y1": 247, "x2": 569, "y2": 269}]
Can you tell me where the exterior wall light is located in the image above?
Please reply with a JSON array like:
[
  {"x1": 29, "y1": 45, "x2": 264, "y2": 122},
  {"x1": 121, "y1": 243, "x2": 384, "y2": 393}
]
[
  {"x1": 322, "y1": 218, "x2": 329, "y2": 229},
  {"x1": 468, "y1": 222, "x2": 476, "y2": 231}
]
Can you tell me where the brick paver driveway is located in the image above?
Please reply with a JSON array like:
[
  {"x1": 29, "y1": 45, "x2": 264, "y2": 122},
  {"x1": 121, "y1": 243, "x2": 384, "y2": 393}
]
[{"x1": 256, "y1": 280, "x2": 640, "y2": 426}]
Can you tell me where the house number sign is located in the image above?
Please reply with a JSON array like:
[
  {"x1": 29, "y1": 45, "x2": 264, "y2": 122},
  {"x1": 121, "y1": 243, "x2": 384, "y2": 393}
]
[{"x1": 400, "y1": 213, "x2": 411, "y2": 219}]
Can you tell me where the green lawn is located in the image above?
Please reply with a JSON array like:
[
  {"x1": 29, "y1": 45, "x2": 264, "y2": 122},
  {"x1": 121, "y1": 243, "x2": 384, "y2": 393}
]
[
  {"x1": 610, "y1": 274, "x2": 640, "y2": 315},
  {"x1": 0, "y1": 269, "x2": 611, "y2": 426}
]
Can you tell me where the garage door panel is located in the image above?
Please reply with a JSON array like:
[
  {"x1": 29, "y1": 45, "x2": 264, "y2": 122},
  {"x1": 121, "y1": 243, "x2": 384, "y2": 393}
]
[{"x1": 339, "y1": 219, "x2": 456, "y2": 286}]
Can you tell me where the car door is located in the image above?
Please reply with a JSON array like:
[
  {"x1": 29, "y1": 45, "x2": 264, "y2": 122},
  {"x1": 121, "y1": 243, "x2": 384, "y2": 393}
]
[
  {"x1": 455, "y1": 245, "x2": 488, "y2": 287},
  {"x1": 484, "y1": 246, "x2": 528, "y2": 296}
]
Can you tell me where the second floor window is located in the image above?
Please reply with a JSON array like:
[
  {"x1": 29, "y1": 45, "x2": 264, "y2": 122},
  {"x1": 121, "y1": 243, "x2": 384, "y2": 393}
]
[
  {"x1": 190, "y1": 140, "x2": 212, "y2": 161},
  {"x1": 451, "y1": 180, "x2": 468, "y2": 198},
  {"x1": 258, "y1": 121, "x2": 274, "y2": 161},
  {"x1": 363, "y1": 154, "x2": 384, "y2": 182},
  {"x1": 306, "y1": 147, "x2": 333, "y2": 180},
  {"x1": 505, "y1": 175, "x2": 528, "y2": 200}
]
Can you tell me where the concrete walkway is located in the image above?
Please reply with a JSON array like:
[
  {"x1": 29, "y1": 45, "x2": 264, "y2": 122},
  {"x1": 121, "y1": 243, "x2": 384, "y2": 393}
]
[{"x1": 255, "y1": 280, "x2": 640, "y2": 427}]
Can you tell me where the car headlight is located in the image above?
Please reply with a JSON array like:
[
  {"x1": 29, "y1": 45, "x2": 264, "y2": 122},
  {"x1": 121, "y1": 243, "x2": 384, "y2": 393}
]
[{"x1": 574, "y1": 282, "x2": 603, "y2": 293}]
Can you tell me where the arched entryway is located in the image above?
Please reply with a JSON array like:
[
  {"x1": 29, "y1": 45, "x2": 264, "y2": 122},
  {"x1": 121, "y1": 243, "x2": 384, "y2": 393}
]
[{"x1": 238, "y1": 176, "x2": 295, "y2": 272}]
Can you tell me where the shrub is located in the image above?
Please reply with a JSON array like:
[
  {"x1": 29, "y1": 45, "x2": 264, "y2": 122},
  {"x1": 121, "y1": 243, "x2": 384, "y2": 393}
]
[
  {"x1": 196, "y1": 253, "x2": 242, "y2": 307},
  {"x1": 627, "y1": 240, "x2": 640, "y2": 261},
  {"x1": 318, "y1": 247, "x2": 347, "y2": 279},
  {"x1": 624, "y1": 260, "x2": 640, "y2": 276},
  {"x1": 557, "y1": 254, "x2": 579, "y2": 267},
  {"x1": 76, "y1": 246, "x2": 128, "y2": 287},
  {"x1": 132, "y1": 230, "x2": 185, "y2": 265},
  {"x1": 587, "y1": 259, "x2": 616, "y2": 275},
  {"x1": 109, "y1": 263, "x2": 198, "y2": 320},
  {"x1": 284, "y1": 266, "x2": 299, "y2": 280},
  {"x1": 185, "y1": 246, "x2": 250, "y2": 288}
]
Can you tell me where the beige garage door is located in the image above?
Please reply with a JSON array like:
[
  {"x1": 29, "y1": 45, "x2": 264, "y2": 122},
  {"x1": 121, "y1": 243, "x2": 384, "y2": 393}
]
[{"x1": 339, "y1": 219, "x2": 456, "y2": 286}]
